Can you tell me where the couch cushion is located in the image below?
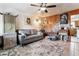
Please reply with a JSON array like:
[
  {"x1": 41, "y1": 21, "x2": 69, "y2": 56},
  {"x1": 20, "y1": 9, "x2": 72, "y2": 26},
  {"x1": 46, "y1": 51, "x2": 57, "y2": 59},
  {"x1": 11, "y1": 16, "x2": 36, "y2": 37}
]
[
  {"x1": 18, "y1": 29, "x2": 31, "y2": 36},
  {"x1": 31, "y1": 29, "x2": 37, "y2": 35},
  {"x1": 27, "y1": 35, "x2": 42, "y2": 39}
]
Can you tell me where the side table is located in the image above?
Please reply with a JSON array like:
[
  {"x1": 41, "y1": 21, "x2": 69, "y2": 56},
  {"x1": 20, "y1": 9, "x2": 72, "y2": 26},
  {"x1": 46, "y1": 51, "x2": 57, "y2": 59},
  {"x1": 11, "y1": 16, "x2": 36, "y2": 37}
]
[
  {"x1": 59, "y1": 32, "x2": 68, "y2": 41},
  {"x1": 3, "y1": 33, "x2": 17, "y2": 49}
]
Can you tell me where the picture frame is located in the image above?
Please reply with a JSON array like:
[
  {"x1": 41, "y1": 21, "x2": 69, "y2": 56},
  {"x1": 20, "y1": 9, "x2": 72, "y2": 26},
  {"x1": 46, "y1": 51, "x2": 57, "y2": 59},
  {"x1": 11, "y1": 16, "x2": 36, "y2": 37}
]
[
  {"x1": 26, "y1": 17, "x2": 31, "y2": 24},
  {"x1": 60, "y1": 13, "x2": 68, "y2": 24}
]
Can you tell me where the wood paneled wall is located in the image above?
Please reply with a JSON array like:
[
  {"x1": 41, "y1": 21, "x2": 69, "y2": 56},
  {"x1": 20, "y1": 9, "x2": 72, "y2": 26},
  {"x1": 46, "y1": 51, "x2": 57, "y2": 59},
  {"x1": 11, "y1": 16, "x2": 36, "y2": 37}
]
[
  {"x1": 44, "y1": 9, "x2": 79, "y2": 32},
  {"x1": 68, "y1": 9, "x2": 79, "y2": 15},
  {"x1": 68, "y1": 9, "x2": 79, "y2": 23},
  {"x1": 44, "y1": 15, "x2": 60, "y2": 32}
]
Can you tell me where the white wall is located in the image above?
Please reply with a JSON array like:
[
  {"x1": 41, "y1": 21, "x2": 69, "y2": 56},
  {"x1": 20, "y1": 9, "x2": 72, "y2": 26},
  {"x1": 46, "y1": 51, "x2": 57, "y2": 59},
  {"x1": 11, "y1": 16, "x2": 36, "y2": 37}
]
[
  {"x1": 0, "y1": 14, "x2": 4, "y2": 35},
  {"x1": 15, "y1": 14, "x2": 35, "y2": 29}
]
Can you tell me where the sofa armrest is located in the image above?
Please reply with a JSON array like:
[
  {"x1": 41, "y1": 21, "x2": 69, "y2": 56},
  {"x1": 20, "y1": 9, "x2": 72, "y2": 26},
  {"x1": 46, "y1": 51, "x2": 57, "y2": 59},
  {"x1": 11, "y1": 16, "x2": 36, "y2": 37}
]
[{"x1": 18, "y1": 35, "x2": 26, "y2": 46}]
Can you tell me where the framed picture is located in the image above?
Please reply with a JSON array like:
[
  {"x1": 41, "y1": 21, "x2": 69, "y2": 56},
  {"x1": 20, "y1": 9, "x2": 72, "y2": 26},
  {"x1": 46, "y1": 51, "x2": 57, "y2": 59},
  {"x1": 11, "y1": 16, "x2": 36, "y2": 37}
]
[
  {"x1": 60, "y1": 13, "x2": 68, "y2": 24},
  {"x1": 26, "y1": 18, "x2": 31, "y2": 24}
]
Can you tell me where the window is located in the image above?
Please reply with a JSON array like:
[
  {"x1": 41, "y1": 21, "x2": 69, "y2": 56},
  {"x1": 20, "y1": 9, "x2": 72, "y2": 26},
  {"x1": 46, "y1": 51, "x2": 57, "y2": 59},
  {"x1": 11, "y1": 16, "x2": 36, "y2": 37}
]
[{"x1": 71, "y1": 21, "x2": 75, "y2": 28}]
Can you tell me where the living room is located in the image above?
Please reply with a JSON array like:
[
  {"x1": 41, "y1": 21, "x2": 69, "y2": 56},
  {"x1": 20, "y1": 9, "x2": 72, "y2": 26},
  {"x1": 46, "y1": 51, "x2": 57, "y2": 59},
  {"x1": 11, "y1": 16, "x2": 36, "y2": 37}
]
[{"x1": 0, "y1": 3, "x2": 79, "y2": 56}]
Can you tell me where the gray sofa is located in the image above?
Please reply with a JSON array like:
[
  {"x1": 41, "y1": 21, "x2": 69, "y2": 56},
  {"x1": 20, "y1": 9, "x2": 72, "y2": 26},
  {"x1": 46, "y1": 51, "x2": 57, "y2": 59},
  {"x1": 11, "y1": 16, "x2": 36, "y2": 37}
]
[{"x1": 17, "y1": 29, "x2": 43, "y2": 46}]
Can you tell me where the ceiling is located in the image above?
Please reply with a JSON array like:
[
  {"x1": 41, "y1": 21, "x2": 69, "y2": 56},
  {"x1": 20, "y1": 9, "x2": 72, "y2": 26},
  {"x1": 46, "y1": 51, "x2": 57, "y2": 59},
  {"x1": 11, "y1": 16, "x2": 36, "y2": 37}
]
[{"x1": 0, "y1": 3, "x2": 79, "y2": 17}]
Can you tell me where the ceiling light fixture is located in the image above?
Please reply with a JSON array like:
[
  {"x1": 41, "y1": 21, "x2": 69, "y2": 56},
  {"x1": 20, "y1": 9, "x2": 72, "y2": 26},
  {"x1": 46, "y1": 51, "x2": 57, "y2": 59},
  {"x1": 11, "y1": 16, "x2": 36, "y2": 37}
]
[
  {"x1": 40, "y1": 7, "x2": 46, "y2": 10},
  {"x1": 40, "y1": 7, "x2": 48, "y2": 13}
]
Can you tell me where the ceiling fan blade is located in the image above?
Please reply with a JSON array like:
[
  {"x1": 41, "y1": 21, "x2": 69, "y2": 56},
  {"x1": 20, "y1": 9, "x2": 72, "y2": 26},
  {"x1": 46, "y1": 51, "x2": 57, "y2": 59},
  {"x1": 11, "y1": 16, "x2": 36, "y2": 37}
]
[
  {"x1": 40, "y1": 3, "x2": 43, "y2": 7},
  {"x1": 46, "y1": 5, "x2": 56, "y2": 8},
  {"x1": 30, "y1": 4, "x2": 40, "y2": 7}
]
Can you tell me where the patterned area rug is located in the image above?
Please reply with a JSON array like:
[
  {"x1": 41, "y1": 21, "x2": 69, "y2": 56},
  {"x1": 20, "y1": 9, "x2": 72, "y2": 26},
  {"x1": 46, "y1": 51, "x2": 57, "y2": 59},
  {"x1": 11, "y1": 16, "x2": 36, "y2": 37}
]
[{"x1": 0, "y1": 37, "x2": 66, "y2": 56}]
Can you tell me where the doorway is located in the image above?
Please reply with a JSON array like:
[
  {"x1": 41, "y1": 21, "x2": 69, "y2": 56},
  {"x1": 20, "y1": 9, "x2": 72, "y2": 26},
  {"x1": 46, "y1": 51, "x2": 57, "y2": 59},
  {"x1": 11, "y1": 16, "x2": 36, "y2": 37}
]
[{"x1": 71, "y1": 15, "x2": 79, "y2": 42}]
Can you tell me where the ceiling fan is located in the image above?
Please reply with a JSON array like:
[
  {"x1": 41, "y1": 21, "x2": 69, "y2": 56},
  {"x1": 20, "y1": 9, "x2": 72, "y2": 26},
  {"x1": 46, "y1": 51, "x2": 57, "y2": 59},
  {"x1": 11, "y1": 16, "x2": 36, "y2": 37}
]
[{"x1": 30, "y1": 3, "x2": 56, "y2": 13}]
